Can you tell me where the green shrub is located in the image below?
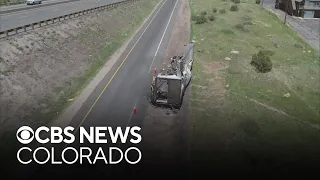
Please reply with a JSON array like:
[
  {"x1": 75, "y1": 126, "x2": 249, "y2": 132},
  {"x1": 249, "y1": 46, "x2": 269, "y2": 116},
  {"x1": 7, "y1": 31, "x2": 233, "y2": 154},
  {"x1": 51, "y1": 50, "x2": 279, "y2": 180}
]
[
  {"x1": 208, "y1": 15, "x2": 216, "y2": 21},
  {"x1": 191, "y1": 14, "x2": 198, "y2": 21},
  {"x1": 256, "y1": 0, "x2": 261, "y2": 4},
  {"x1": 232, "y1": 0, "x2": 240, "y2": 4},
  {"x1": 250, "y1": 50, "x2": 274, "y2": 73},
  {"x1": 294, "y1": 43, "x2": 304, "y2": 49},
  {"x1": 243, "y1": 21, "x2": 253, "y2": 25},
  {"x1": 235, "y1": 21, "x2": 254, "y2": 32},
  {"x1": 242, "y1": 15, "x2": 252, "y2": 21},
  {"x1": 195, "y1": 15, "x2": 208, "y2": 24},
  {"x1": 213, "y1": 8, "x2": 217, "y2": 13},
  {"x1": 219, "y1": 9, "x2": 226, "y2": 14},
  {"x1": 230, "y1": 5, "x2": 239, "y2": 11},
  {"x1": 201, "y1": 11, "x2": 207, "y2": 16},
  {"x1": 235, "y1": 24, "x2": 247, "y2": 32},
  {"x1": 260, "y1": 50, "x2": 275, "y2": 56}
]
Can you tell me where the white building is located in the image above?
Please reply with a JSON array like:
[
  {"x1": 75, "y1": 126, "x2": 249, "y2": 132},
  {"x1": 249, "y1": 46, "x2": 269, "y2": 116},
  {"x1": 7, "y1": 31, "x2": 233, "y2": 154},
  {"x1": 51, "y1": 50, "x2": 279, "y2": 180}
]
[{"x1": 302, "y1": 0, "x2": 320, "y2": 18}]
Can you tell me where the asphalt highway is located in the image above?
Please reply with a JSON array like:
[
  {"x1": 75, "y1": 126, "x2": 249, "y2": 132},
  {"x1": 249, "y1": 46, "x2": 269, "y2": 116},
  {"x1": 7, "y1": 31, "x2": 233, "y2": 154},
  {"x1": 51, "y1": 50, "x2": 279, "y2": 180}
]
[
  {"x1": 0, "y1": 0, "x2": 68, "y2": 13},
  {"x1": 68, "y1": 0, "x2": 178, "y2": 136},
  {"x1": 69, "y1": 0, "x2": 178, "y2": 148},
  {"x1": 0, "y1": 0, "x2": 123, "y2": 31},
  {"x1": 22, "y1": 0, "x2": 181, "y2": 178}
]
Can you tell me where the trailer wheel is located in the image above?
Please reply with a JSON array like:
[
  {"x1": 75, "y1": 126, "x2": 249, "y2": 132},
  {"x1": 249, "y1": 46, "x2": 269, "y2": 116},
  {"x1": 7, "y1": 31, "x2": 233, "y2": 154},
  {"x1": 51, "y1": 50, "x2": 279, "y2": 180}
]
[
  {"x1": 173, "y1": 104, "x2": 181, "y2": 110},
  {"x1": 150, "y1": 86, "x2": 156, "y2": 105}
]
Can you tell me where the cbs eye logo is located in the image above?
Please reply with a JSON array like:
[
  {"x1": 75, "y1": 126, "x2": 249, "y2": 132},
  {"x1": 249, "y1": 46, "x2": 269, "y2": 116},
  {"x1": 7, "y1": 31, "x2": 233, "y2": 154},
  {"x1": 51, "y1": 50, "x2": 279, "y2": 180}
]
[{"x1": 16, "y1": 126, "x2": 34, "y2": 144}]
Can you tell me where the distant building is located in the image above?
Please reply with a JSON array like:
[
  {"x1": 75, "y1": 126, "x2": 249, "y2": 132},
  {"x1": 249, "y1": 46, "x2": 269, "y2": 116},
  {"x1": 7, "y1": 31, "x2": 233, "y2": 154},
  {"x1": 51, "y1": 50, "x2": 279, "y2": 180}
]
[
  {"x1": 301, "y1": 0, "x2": 320, "y2": 18},
  {"x1": 275, "y1": 0, "x2": 320, "y2": 18}
]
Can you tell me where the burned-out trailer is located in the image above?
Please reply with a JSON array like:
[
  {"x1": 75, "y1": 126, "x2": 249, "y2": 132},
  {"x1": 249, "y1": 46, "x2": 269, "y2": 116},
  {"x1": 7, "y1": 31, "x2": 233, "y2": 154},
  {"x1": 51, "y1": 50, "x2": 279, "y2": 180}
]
[{"x1": 150, "y1": 42, "x2": 195, "y2": 110}]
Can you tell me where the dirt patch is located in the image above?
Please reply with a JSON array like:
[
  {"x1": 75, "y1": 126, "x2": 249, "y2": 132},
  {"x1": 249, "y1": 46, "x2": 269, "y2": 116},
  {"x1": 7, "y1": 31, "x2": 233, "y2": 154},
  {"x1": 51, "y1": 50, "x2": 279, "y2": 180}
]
[
  {"x1": 202, "y1": 60, "x2": 229, "y2": 73},
  {"x1": 193, "y1": 63, "x2": 229, "y2": 109},
  {"x1": 141, "y1": 0, "x2": 191, "y2": 163},
  {"x1": 0, "y1": 0, "x2": 159, "y2": 137},
  {"x1": 192, "y1": 84, "x2": 208, "y2": 89}
]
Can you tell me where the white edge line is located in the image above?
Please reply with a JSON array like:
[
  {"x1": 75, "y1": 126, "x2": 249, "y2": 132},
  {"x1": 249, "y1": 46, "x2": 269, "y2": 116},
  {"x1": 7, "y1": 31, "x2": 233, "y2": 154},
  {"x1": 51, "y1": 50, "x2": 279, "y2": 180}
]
[
  {"x1": 62, "y1": 0, "x2": 167, "y2": 149},
  {"x1": 148, "y1": 0, "x2": 179, "y2": 72},
  {"x1": 124, "y1": 0, "x2": 167, "y2": 64}
]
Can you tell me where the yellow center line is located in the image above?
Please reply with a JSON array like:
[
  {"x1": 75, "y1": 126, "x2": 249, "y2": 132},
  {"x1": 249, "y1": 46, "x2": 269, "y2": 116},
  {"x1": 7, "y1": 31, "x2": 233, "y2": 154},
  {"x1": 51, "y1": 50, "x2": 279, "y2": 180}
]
[{"x1": 72, "y1": 0, "x2": 167, "y2": 134}]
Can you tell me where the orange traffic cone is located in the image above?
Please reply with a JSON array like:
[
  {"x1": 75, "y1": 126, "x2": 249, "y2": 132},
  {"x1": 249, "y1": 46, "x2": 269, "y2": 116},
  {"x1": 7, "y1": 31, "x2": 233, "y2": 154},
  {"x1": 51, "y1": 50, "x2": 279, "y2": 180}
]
[{"x1": 133, "y1": 106, "x2": 136, "y2": 114}]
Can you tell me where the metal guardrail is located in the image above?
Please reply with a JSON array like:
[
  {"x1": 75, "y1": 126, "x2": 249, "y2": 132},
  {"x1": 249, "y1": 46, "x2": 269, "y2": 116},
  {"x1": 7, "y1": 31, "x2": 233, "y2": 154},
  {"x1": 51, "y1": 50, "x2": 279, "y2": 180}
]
[{"x1": 0, "y1": 0, "x2": 136, "y2": 39}]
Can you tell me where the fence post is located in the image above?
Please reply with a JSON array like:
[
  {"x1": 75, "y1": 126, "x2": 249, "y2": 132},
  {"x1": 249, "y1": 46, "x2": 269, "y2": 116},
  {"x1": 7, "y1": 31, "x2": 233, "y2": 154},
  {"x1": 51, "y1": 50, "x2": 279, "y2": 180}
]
[{"x1": 284, "y1": 0, "x2": 288, "y2": 24}]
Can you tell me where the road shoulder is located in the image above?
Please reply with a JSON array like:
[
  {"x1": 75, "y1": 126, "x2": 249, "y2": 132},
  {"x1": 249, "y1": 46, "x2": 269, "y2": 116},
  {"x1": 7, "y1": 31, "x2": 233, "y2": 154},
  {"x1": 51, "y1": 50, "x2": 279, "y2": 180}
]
[{"x1": 141, "y1": 0, "x2": 192, "y2": 172}]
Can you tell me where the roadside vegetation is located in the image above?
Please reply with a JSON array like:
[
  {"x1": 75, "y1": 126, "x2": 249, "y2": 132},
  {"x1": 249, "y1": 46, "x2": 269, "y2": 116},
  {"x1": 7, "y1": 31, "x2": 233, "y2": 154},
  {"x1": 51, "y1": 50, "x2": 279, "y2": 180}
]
[
  {"x1": 0, "y1": 0, "x2": 25, "y2": 6},
  {"x1": 190, "y1": 0, "x2": 320, "y2": 171}
]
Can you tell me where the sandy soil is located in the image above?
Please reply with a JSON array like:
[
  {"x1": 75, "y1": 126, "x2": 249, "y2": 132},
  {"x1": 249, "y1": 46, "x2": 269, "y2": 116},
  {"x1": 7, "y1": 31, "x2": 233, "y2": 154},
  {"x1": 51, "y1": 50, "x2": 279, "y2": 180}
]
[
  {"x1": 0, "y1": 0, "x2": 158, "y2": 137},
  {"x1": 141, "y1": 0, "x2": 191, "y2": 165}
]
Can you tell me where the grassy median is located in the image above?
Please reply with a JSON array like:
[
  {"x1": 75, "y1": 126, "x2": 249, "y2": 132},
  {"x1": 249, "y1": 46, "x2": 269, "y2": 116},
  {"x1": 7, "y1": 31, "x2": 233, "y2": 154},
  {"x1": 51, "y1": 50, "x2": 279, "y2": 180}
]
[{"x1": 190, "y1": 0, "x2": 320, "y2": 171}]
